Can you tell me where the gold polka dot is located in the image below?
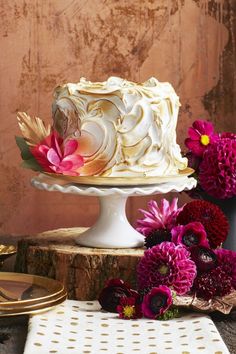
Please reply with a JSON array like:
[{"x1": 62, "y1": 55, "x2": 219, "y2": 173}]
[
  {"x1": 178, "y1": 327, "x2": 186, "y2": 330},
  {"x1": 133, "y1": 341, "x2": 140, "y2": 344},
  {"x1": 197, "y1": 347, "x2": 206, "y2": 350},
  {"x1": 147, "y1": 329, "x2": 155, "y2": 331},
  {"x1": 39, "y1": 324, "x2": 47, "y2": 328},
  {"x1": 85, "y1": 336, "x2": 92, "y2": 339},
  {"x1": 163, "y1": 333, "x2": 171, "y2": 335},
  {"x1": 101, "y1": 333, "x2": 108, "y2": 336},
  {"x1": 101, "y1": 324, "x2": 109, "y2": 327},
  {"x1": 149, "y1": 352, "x2": 158, "y2": 354},
  {"x1": 86, "y1": 314, "x2": 93, "y2": 317},
  {"x1": 71, "y1": 317, "x2": 79, "y2": 320},
  {"x1": 70, "y1": 322, "x2": 78, "y2": 326},
  {"x1": 147, "y1": 321, "x2": 154, "y2": 324},
  {"x1": 148, "y1": 337, "x2": 155, "y2": 339},
  {"x1": 117, "y1": 345, "x2": 124, "y2": 348},
  {"x1": 100, "y1": 349, "x2": 108, "y2": 351},
  {"x1": 34, "y1": 343, "x2": 42, "y2": 346},
  {"x1": 86, "y1": 302, "x2": 94, "y2": 305},
  {"x1": 49, "y1": 351, "x2": 57, "y2": 353},
  {"x1": 165, "y1": 341, "x2": 172, "y2": 343},
  {"x1": 72, "y1": 305, "x2": 80, "y2": 309},
  {"x1": 196, "y1": 337, "x2": 204, "y2": 340},
  {"x1": 67, "y1": 347, "x2": 75, "y2": 350},
  {"x1": 182, "y1": 352, "x2": 190, "y2": 354},
  {"x1": 52, "y1": 340, "x2": 59, "y2": 343},
  {"x1": 215, "y1": 352, "x2": 223, "y2": 354},
  {"x1": 211, "y1": 330, "x2": 217, "y2": 333},
  {"x1": 165, "y1": 348, "x2": 173, "y2": 350},
  {"x1": 117, "y1": 337, "x2": 124, "y2": 340},
  {"x1": 41, "y1": 319, "x2": 48, "y2": 321},
  {"x1": 56, "y1": 311, "x2": 64, "y2": 314},
  {"x1": 68, "y1": 339, "x2": 76, "y2": 342},
  {"x1": 193, "y1": 320, "x2": 200, "y2": 323},
  {"x1": 55, "y1": 325, "x2": 62, "y2": 328},
  {"x1": 162, "y1": 323, "x2": 170, "y2": 327},
  {"x1": 181, "y1": 344, "x2": 188, "y2": 346},
  {"x1": 132, "y1": 333, "x2": 140, "y2": 336},
  {"x1": 53, "y1": 332, "x2": 61, "y2": 335},
  {"x1": 36, "y1": 332, "x2": 45, "y2": 336},
  {"x1": 177, "y1": 320, "x2": 184, "y2": 323},
  {"x1": 180, "y1": 335, "x2": 187, "y2": 338},
  {"x1": 83, "y1": 351, "x2": 91, "y2": 354},
  {"x1": 132, "y1": 324, "x2": 139, "y2": 327},
  {"x1": 100, "y1": 341, "x2": 108, "y2": 344},
  {"x1": 212, "y1": 339, "x2": 220, "y2": 342},
  {"x1": 84, "y1": 345, "x2": 91, "y2": 347},
  {"x1": 117, "y1": 330, "x2": 124, "y2": 332},
  {"x1": 148, "y1": 344, "x2": 156, "y2": 347},
  {"x1": 194, "y1": 328, "x2": 202, "y2": 331},
  {"x1": 101, "y1": 318, "x2": 108, "y2": 320}
]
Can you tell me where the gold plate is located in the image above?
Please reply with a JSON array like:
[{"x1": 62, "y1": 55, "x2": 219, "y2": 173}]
[
  {"x1": 0, "y1": 272, "x2": 67, "y2": 316},
  {"x1": 0, "y1": 245, "x2": 17, "y2": 263},
  {"x1": 44, "y1": 167, "x2": 194, "y2": 187}
]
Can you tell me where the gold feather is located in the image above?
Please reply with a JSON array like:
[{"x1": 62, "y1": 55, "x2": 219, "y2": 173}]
[{"x1": 17, "y1": 112, "x2": 51, "y2": 146}]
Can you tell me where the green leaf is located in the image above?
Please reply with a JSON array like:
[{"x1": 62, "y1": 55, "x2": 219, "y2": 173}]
[
  {"x1": 15, "y1": 136, "x2": 32, "y2": 160},
  {"x1": 21, "y1": 159, "x2": 43, "y2": 172}
]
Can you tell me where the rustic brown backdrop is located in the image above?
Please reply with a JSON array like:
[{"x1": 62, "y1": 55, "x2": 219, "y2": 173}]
[{"x1": 0, "y1": 0, "x2": 235, "y2": 236}]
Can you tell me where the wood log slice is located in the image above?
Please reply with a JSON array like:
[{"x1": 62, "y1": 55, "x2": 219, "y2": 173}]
[{"x1": 15, "y1": 228, "x2": 144, "y2": 300}]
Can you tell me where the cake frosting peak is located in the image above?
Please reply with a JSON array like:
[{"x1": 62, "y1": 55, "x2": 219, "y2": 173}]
[{"x1": 52, "y1": 76, "x2": 187, "y2": 177}]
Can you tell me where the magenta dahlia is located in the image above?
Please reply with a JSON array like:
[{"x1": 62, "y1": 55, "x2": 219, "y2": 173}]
[
  {"x1": 193, "y1": 266, "x2": 232, "y2": 300},
  {"x1": 136, "y1": 198, "x2": 182, "y2": 236},
  {"x1": 137, "y1": 242, "x2": 196, "y2": 295},
  {"x1": 185, "y1": 119, "x2": 218, "y2": 157},
  {"x1": 141, "y1": 286, "x2": 172, "y2": 319},
  {"x1": 176, "y1": 200, "x2": 229, "y2": 249},
  {"x1": 199, "y1": 137, "x2": 236, "y2": 199},
  {"x1": 171, "y1": 222, "x2": 209, "y2": 248},
  {"x1": 215, "y1": 248, "x2": 236, "y2": 289}
]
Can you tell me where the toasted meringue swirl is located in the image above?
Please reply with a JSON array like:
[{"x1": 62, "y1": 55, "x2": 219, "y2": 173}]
[{"x1": 52, "y1": 77, "x2": 187, "y2": 177}]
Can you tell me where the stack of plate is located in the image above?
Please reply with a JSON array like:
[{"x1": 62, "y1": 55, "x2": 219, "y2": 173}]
[{"x1": 0, "y1": 272, "x2": 67, "y2": 317}]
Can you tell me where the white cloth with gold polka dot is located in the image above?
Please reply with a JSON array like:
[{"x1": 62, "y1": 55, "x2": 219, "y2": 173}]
[{"x1": 23, "y1": 300, "x2": 229, "y2": 354}]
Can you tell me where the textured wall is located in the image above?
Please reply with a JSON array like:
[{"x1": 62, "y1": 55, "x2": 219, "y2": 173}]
[{"x1": 0, "y1": 0, "x2": 235, "y2": 236}]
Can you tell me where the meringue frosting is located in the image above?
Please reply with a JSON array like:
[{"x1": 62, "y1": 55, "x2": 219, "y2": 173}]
[{"x1": 52, "y1": 77, "x2": 187, "y2": 177}]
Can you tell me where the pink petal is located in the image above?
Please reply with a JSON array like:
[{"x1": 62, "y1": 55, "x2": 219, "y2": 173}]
[
  {"x1": 185, "y1": 139, "x2": 205, "y2": 157},
  {"x1": 188, "y1": 127, "x2": 200, "y2": 140},
  {"x1": 63, "y1": 154, "x2": 84, "y2": 169},
  {"x1": 64, "y1": 139, "x2": 78, "y2": 157},
  {"x1": 51, "y1": 132, "x2": 63, "y2": 158},
  {"x1": 47, "y1": 148, "x2": 61, "y2": 166}
]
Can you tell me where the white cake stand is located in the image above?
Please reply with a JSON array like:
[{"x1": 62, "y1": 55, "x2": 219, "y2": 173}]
[{"x1": 31, "y1": 174, "x2": 197, "y2": 249}]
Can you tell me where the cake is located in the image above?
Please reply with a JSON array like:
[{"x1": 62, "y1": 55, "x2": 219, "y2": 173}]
[{"x1": 52, "y1": 77, "x2": 187, "y2": 177}]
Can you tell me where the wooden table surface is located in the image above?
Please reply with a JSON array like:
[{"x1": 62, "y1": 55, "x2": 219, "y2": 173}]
[{"x1": 0, "y1": 312, "x2": 235, "y2": 354}]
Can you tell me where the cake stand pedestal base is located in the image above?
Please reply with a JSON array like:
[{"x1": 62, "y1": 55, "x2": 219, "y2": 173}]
[
  {"x1": 77, "y1": 195, "x2": 144, "y2": 248},
  {"x1": 15, "y1": 228, "x2": 144, "y2": 300}
]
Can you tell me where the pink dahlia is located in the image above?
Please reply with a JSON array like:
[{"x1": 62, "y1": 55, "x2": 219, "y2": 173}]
[
  {"x1": 185, "y1": 119, "x2": 218, "y2": 157},
  {"x1": 31, "y1": 131, "x2": 84, "y2": 175},
  {"x1": 137, "y1": 242, "x2": 196, "y2": 295},
  {"x1": 117, "y1": 296, "x2": 142, "y2": 319},
  {"x1": 171, "y1": 222, "x2": 209, "y2": 248},
  {"x1": 177, "y1": 200, "x2": 229, "y2": 249},
  {"x1": 141, "y1": 286, "x2": 172, "y2": 319},
  {"x1": 190, "y1": 246, "x2": 217, "y2": 273},
  {"x1": 136, "y1": 198, "x2": 182, "y2": 236},
  {"x1": 215, "y1": 249, "x2": 236, "y2": 289},
  {"x1": 199, "y1": 138, "x2": 236, "y2": 199}
]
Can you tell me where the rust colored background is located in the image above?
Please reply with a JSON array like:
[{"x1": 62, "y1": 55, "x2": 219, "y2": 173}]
[{"x1": 0, "y1": 0, "x2": 235, "y2": 236}]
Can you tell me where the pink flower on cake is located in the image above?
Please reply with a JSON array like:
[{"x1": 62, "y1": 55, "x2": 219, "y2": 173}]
[
  {"x1": 136, "y1": 198, "x2": 182, "y2": 236},
  {"x1": 30, "y1": 131, "x2": 84, "y2": 175},
  {"x1": 137, "y1": 242, "x2": 196, "y2": 295},
  {"x1": 185, "y1": 120, "x2": 218, "y2": 157},
  {"x1": 215, "y1": 249, "x2": 236, "y2": 289},
  {"x1": 171, "y1": 222, "x2": 209, "y2": 248},
  {"x1": 141, "y1": 286, "x2": 172, "y2": 319}
]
